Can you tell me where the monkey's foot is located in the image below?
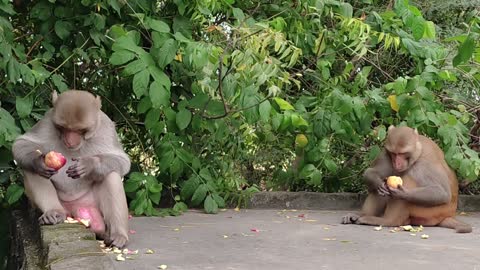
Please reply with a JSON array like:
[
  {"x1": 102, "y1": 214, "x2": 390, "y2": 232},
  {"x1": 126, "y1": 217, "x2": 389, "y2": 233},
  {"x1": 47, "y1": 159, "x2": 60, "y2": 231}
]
[
  {"x1": 105, "y1": 233, "x2": 128, "y2": 248},
  {"x1": 39, "y1": 209, "x2": 67, "y2": 225},
  {"x1": 341, "y1": 213, "x2": 360, "y2": 224}
]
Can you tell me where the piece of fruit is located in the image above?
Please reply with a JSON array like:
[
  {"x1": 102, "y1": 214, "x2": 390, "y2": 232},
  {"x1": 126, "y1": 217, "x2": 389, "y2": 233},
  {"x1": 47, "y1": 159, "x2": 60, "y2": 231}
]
[
  {"x1": 44, "y1": 151, "x2": 67, "y2": 170},
  {"x1": 386, "y1": 176, "x2": 403, "y2": 189},
  {"x1": 295, "y1": 134, "x2": 308, "y2": 148}
]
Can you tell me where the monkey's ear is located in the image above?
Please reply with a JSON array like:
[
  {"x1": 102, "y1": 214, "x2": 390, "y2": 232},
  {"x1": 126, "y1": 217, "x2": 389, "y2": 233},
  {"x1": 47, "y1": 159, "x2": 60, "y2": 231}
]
[
  {"x1": 95, "y1": 95, "x2": 102, "y2": 109},
  {"x1": 388, "y1": 125, "x2": 395, "y2": 131},
  {"x1": 52, "y1": 91, "x2": 59, "y2": 104}
]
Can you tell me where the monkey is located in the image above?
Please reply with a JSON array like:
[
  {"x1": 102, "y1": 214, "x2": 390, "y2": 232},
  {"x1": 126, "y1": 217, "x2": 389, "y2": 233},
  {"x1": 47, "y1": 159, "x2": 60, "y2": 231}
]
[
  {"x1": 12, "y1": 90, "x2": 131, "y2": 247},
  {"x1": 342, "y1": 125, "x2": 472, "y2": 233}
]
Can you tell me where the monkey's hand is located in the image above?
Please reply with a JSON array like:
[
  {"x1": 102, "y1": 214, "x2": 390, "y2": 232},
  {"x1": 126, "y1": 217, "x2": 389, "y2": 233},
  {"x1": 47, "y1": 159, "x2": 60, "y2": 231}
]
[
  {"x1": 32, "y1": 152, "x2": 58, "y2": 179},
  {"x1": 66, "y1": 156, "x2": 100, "y2": 179},
  {"x1": 376, "y1": 182, "x2": 391, "y2": 197},
  {"x1": 387, "y1": 185, "x2": 409, "y2": 200}
]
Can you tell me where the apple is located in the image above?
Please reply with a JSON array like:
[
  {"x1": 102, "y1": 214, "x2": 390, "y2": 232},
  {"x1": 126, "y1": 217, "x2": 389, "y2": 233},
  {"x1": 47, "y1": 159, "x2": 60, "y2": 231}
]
[
  {"x1": 386, "y1": 176, "x2": 403, "y2": 189},
  {"x1": 44, "y1": 151, "x2": 67, "y2": 170}
]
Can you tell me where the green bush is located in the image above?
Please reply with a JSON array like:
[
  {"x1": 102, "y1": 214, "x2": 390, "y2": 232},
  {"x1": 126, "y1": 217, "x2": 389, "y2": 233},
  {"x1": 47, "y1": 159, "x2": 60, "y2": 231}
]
[{"x1": 0, "y1": 0, "x2": 479, "y2": 214}]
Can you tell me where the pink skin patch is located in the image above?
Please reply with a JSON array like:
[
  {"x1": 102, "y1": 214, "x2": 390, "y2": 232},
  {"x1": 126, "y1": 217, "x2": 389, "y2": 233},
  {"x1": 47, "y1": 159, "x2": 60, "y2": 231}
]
[{"x1": 74, "y1": 207, "x2": 105, "y2": 235}]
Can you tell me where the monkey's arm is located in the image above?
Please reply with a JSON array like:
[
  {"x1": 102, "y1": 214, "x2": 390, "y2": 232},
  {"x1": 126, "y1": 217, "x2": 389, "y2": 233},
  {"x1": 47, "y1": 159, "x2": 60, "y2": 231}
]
[
  {"x1": 93, "y1": 152, "x2": 131, "y2": 177},
  {"x1": 389, "y1": 168, "x2": 451, "y2": 206},
  {"x1": 363, "y1": 150, "x2": 393, "y2": 192},
  {"x1": 12, "y1": 118, "x2": 57, "y2": 177}
]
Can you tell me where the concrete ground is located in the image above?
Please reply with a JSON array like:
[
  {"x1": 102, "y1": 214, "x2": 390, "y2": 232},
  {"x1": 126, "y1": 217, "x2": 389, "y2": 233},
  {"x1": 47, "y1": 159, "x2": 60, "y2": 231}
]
[{"x1": 111, "y1": 209, "x2": 480, "y2": 270}]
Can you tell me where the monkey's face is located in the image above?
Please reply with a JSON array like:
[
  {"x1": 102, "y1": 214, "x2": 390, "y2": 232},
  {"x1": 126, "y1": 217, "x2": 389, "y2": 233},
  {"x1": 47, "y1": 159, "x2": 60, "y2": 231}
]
[
  {"x1": 388, "y1": 151, "x2": 411, "y2": 172},
  {"x1": 385, "y1": 126, "x2": 420, "y2": 173},
  {"x1": 52, "y1": 91, "x2": 100, "y2": 151},
  {"x1": 55, "y1": 125, "x2": 87, "y2": 150}
]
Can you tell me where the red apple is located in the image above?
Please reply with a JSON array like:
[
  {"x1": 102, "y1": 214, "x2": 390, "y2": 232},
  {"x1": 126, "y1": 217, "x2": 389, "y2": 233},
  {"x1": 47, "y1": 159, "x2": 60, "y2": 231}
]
[{"x1": 44, "y1": 151, "x2": 67, "y2": 170}]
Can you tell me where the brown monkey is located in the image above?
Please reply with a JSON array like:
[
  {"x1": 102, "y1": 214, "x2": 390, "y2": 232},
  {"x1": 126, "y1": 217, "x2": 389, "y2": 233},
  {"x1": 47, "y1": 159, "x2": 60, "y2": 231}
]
[
  {"x1": 12, "y1": 90, "x2": 131, "y2": 247},
  {"x1": 342, "y1": 125, "x2": 472, "y2": 233}
]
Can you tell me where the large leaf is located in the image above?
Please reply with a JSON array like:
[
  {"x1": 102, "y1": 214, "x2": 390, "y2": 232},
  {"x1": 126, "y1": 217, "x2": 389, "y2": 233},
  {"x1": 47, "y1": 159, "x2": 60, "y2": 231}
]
[
  {"x1": 110, "y1": 50, "x2": 136, "y2": 65},
  {"x1": 6, "y1": 184, "x2": 24, "y2": 205},
  {"x1": 0, "y1": 108, "x2": 21, "y2": 143},
  {"x1": 16, "y1": 95, "x2": 33, "y2": 118},
  {"x1": 190, "y1": 184, "x2": 208, "y2": 206},
  {"x1": 181, "y1": 176, "x2": 200, "y2": 200},
  {"x1": 453, "y1": 35, "x2": 475, "y2": 67},
  {"x1": 259, "y1": 100, "x2": 271, "y2": 122},
  {"x1": 274, "y1": 97, "x2": 294, "y2": 111},
  {"x1": 204, "y1": 195, "x2": 218, "y2": 214},
  {"x1": 154, "y1": 39, "x2": 177, "y2": 68},
  {"x1": 149, "y1": 80, "x2": 170, "y2": 108},
  {"x1": 54, "y1": 21, "x2": 73, "y2": 40},
  {"x1": 176, "y1": 108, "x2": 192, "y2": 130},
  {"x1": 132, "y1": 69, "x2": 150, "y2": 98},
  {"x1": 146, "y1": 18, "x2": 170, "y2": 33}
]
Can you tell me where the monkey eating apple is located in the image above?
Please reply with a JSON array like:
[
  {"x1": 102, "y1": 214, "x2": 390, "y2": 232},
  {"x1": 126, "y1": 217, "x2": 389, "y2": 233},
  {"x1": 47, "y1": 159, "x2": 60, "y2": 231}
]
[{"x1": 13, "y1": 90, "x2": 131, "y2": 248}]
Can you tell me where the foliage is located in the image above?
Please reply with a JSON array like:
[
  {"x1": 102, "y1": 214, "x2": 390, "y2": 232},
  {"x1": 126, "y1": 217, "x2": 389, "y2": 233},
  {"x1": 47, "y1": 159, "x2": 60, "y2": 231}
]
[{"x1": 0, "y1": 0, "x2": 479, "y2": 214}]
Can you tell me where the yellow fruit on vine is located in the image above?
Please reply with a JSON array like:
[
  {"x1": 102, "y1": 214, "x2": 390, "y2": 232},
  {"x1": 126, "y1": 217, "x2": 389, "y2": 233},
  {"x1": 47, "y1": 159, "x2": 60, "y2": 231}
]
[{"x1": 295, "y1": 134, "x2": 308, "y2": 148}]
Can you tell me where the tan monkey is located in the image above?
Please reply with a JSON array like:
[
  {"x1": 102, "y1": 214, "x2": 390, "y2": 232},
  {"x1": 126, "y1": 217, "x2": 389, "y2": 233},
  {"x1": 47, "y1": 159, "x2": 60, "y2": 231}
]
[
  {"x1": 342, "y1": 126, "x2": 471, "y2": 233},
  {"x1": 13, "y1": 90, "x2": 131, "y2": 247}
]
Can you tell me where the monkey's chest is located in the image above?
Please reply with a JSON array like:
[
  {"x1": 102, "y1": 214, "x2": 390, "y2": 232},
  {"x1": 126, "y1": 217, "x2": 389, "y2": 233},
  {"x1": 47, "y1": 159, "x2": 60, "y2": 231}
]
[{"x1": 50, "y1": 159, "x2": 92, "y2": 201}]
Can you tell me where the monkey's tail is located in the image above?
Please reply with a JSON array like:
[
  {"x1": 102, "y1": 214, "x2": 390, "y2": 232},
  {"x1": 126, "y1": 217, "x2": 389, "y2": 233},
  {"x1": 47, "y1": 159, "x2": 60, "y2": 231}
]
[{"x1": 438, "y1": 217, "x2": 472, "y2": 233}]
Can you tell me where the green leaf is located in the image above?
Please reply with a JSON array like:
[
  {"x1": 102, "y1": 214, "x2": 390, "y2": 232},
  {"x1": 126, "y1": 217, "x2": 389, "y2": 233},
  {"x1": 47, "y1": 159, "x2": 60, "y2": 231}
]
[
  {"x1": 291, "y1": 114, "x2": 308, "y2": 128},
  {"x1": 324, "y1": 158, "x2": 338, "y2": 172},
  {"x1": 51, "y1": 74, "x2": 69, "y2": 92},
  {"x1": 133, "y1": 69, "x2": 150, "y2": 98},
  {"x1": 112, "y1": 31, "x2": 144, "y2": 55},
  {"x1": 6, "y1": 184, "x2": 24, "y2": 205},
  {"x1": 212, "y1": 194, "x2": 225, "y2": 208},
  {"x1": 453, "y1": 35, "x2": 475, "y2": 67},
  {"x1": 16, "y1": 95, "x2": 33, "y2": 118},
  {"x1": 155, "y1": 39, "x2": 177, "y2": 68},
  {"x1": 137, "y1": 97, "x2": 152, "y2": 114},
  {"x1": 423, "y1": 21, "x2": 436, "y2": 39},
  {"x1": 307, "y1": 170, "x2": 322, "y2": 187},
  {"x1": 173, "y1": 201, "x2": 188, "y2": 212},
  {"x1": 149, "y1": 80, "x2": 170, "y2": 108},
  {"x1": 181, "y1": 176, "x2": 200, "y2": 200},
  {"x1": 147, "y1": 66, "x2": 171, "y2": 91},
  {"x1": 259, "y1": 100, "x2": 271, "y2": 122},
  {"x1": 124, "y1": 179, "x2": 141, "y2": 192},
  {"x1": 123, "y1": 59, "x2": 147, "y2": 76},
  {"x1": 110, "y1": 50, "x2": 136, "y2": 65},
  {"x1": 7, "y1": 59, "x2": 20, "y2": 84},
  {"x1": 108, "y1": 0, "x2": 122, "y2": 15},
  {"x1": 54, "y1": 21, "x2": 73, "y2": 40},
  {"x1": 176, "y1": 108, "x2": 192, "y2": 130},
  {"x1": 170, "y1": 157, "x2": 183, "y2": 175},
  {"x1": 191, "y1": 184, "x2": 208, "y2": 206},
  {"x1": 411, "y1": 16, "x2": 425, "y2": 41},
  {"x1": 148, "y1": 182, "x2": 162, "y2": 194},
  {"x1": 159, "y1": 150, "x2": 174, "y2": 171},
  {"x1": 337, "y1": 3, "x2": 353, "y2": 18},
  {"x1": 146, "y1": 18, "x2": 170, "y2": 33},
  {"x1": 232, "y1": 8, "x2": 245, "y2": 21},
  {"x1": 204, "y1": 195, "x2": 218, "y2": 214},
  {"x1": 199, "y1": 168, "x2": 214, "y2": 182},
  {"x1": 274, "y1": 97, "x2": 294, "y2": 111}
]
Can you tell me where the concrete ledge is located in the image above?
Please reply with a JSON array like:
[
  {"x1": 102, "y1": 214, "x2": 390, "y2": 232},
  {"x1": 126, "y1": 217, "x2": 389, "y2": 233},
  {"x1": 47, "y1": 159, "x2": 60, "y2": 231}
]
[
  {"x1": 247, "y1": 192, "x2": 480, "y2": 212},
  {"x1": 9, "y1": 202, "x2": 114, "y2": 270}
]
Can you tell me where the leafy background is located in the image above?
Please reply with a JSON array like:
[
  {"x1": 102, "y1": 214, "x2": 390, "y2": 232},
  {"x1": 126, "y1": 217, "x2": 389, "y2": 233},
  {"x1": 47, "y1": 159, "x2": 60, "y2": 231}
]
[{"x1": 0, "y1": 0, "x2": 480, "y2": 220}]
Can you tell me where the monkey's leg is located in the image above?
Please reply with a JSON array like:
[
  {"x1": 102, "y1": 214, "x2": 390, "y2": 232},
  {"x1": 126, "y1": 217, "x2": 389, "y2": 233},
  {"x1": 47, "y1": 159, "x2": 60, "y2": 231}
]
[
  {"x1": 438, "y1": 217, "x2": 472, "y2": 233},
  {"x1": 342, "y1": 193, "x2": 388, "y2": 224},
  {"x1": 23, "y1": 171, "x2": 67, "y2": 225},
  {"x1": 95, "y1": 172, "x2": 129, "y2": 248},
  {"x1": 356, "y1": 199, "x2": 409, "y2": 227}
]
